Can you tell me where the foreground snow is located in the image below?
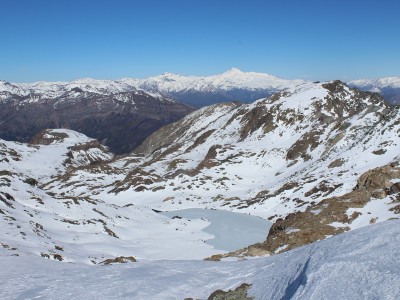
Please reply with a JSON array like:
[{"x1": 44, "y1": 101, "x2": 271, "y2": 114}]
[{"x1": 1, "y1": 219, "x2": 399, "y2": 299}]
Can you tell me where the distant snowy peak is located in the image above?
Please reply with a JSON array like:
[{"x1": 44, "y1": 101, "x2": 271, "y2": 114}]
[
  {"x1": 124, "y1": 68, "x2": 307, "y2": 106},
  {"x1": 134, "y1": 68, "x2": 304, "y2": 92}
]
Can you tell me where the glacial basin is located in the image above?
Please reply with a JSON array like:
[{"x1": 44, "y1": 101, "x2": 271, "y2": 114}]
[{"x1": 161, "y1": 208, "x2": 272, "y2": 252}]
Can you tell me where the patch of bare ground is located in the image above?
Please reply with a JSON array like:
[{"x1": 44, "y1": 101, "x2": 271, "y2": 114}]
[
  {"x1": 104, "y1": 225, "x2": 119, "y2": 238},
  {"x1": 0, "y1": 192, "x2": 15, "y2": 208},
  {"x1": 206, "y1": 283, "x2": 254, "y2": 300},
  {"x1": 63, "y1": 140, "x2": 111, "y2": 166},
  {"x1": 0, "y1": 145, "x2": 21, "y2": 161},
  {"x1": 204, "y1": 244, "x2": 270, "y2": 261},
  {"x1": 30, "y1": 130, "x2": 68, "y2": 145},
  {"x1": 101, "y1": 256, "x2": 136, "y2": 265},
  {"x1": 40, "y1": 252, "x2": 64, "y2": 261},
  {"x1": 286, "y1": 129, "x2": 323, "y2": 161},
  {"x1": 185, "y1": 129, "x2": 216, "y2": 152},
  {"x1": 110, "y1": 167, "x2": 162, "y2": 193}
]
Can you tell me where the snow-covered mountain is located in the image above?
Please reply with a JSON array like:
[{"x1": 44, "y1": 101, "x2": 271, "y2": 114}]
[
  {"x1": 1, "y1": 68, "x2": 305, "y2": 106},
  {"x1": 122, "y1": 68, "x2": 306, "y2": 106},
  {"x1": 1, "y1": 81, "x2": 400, "y2": 298},
  {"x1": 349, "y1": 77, "x2": 400, "y2": 105},
  {"x1": 119, "y1": 80, "x2": 400, "y2": 255}
]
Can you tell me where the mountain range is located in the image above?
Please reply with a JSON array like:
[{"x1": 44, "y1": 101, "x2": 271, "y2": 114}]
[
  {"x1": 1, "y1": 72, "x2": 400, "y2": 298},
  {"x1": 3, "y1": 69, "x2": 399, "y2": 107},
  {"x1": 0, "y1": 68, "x2": 306, "y2": 106},
  {"x1": 2, "y1": 69, "x2": 399, "y2": 155}
]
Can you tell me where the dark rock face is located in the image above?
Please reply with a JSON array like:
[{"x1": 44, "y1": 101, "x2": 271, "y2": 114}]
[{"x1": 0, "y1": 91, "x2": 193, "y2": 154}]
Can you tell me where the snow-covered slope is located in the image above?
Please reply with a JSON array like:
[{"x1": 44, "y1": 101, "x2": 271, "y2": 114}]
[
  {"x1": 0, "y1": 130, "x2": 233, "y2": 263},
  {"x1": 1, "y1": 219, "x2": 399, "y2": 299},
  {"x1": 349, "y1": 77, "x2": 400, "y2": 105},
  {"x1": 2, "y1": 76, "x2": 400, "y2": 298}
]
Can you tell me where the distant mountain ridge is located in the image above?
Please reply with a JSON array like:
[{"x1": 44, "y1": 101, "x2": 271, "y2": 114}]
[
  {"x1": 349, "y1": 77, "x2": 400, "y2": 105},
  {"x1": 122, "y1": 68, "x2": 306, "y2": 106},
  {"x1": 1, "y1": 68, "x2": 306, "y2": 106},
  {"x1": 3, "y1": 71, "x2": 400, "y2": 107}
]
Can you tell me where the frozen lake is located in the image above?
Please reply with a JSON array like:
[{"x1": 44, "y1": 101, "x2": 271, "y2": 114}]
[{"x1": 161, "y1": 208, "x2": 272, "y2": 251}]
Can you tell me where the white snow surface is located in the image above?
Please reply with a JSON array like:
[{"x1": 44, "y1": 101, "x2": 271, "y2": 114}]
[{"x1": 0, "y1": 219, "x2": 399, "y2": 299}]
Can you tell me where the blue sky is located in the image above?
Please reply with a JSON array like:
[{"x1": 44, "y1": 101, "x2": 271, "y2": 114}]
[{"x1": 1, "y1": 0, "x2": 399, "y2": 82}]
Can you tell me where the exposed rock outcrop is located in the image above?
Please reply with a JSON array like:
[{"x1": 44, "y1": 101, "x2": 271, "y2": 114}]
[{"x1": 261, "y1": 163, "x2": 400, "y2": 254}]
